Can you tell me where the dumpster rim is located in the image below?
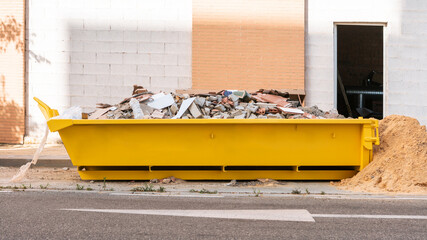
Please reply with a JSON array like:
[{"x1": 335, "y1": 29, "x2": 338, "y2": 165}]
[
  {"x1": 50, "y1": 118, "x2": 377, "y2": 124},
  {"x1": 47, "y1": 118, "x2": 378, "y2": 132}
]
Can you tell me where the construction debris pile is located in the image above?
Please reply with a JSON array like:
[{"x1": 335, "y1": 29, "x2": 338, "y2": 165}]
[
  {"x1": 89, "y1": 85, "x2": 345, "y2": 120},
  {"x1": 337, "y1": 115, "x2": 427, "y2": 193},
  {"x1": 226, "y1": 178, "x2": 283, "y2": 187}
]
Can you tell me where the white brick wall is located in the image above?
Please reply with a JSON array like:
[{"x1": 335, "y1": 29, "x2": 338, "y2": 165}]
[
  {"x1": 27, "y1": 0, "x2": 192, "y2": 139},
  {"x1": 306, "y1": 0, "x2": 427, "y2": 126},
  {"x1": 25, "y1": 0, "x2": 427, "y2": 140}
]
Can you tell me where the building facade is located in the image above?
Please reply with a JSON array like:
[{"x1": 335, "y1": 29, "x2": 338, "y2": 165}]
[{"x1": 0, "y1": 0, "x2": 426, "y2": 143}]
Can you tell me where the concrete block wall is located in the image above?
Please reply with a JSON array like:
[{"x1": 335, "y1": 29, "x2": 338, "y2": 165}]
[
  {"x1": 387, "y1": 0, "x2": 427, "y2": 125},
  {"x1": 26, "y1": 0, "x2": 427, "y2": 140},
  {"x1": 305, "y1": 0, "x2": 427, "y2": 125},
  {"x1": 26, "y1": 0, "x2": 192, "y2": 139}
]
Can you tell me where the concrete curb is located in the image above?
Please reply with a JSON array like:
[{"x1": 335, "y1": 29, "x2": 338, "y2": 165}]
[{"x1": 0, "y1": 155, "x2": 73, "y2": 168}]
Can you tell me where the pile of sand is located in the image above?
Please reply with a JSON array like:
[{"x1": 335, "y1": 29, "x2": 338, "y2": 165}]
[{"x1": 338, "y1": 115, "x2": 427, "y2": 193}]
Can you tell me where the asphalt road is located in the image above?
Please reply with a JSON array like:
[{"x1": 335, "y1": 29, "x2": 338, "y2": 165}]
[{"x1": 0, "y1": 191, "x2": 426, "y2": 239}]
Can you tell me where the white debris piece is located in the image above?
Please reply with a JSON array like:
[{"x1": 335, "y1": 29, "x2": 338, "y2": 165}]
[
  {"x1": 53, "y1": 106, "x2": 82, "y2": 119},
  {"x1": 278, "y1": 107, "x2": 304, "y2": 114},
  {"x1": 147, "y1": 93, "x2": 175, "y2": 110},
  {"x1": 172, "y1": 97, "x2": 195, "y2": 119},
  {"x1": 130, "y1": 98, "x2": 144, "y2": 119}
]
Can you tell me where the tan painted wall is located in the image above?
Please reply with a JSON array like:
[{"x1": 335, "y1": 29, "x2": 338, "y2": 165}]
[
  {"x1": 0, "y1": 0, "x2": 25, "y2": 144},
  {"x1": 192, "y1": 0, "x2": 304, "y2": 91}
]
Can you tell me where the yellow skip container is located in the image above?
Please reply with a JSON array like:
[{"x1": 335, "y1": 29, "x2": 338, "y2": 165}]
[{"x1": 35, "y1": 97, "x2": 379, "y2": 180}]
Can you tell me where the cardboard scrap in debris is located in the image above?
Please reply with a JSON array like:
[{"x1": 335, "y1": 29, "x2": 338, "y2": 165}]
[
  {"x1": 254, "y1": 93, "x2": 290, "y2": 107},
  {"x1": 133, "y1": 85, "x2": 148, "y2": 95},
  {"x1": 89, "y1": 108, "x2": 111, "y2": 119},
  {"x1": 96, "y1": 103, "x2": 112, "y2": 108},
  {"x1": 119, "y1": 103, "x2": 131, "y2": 111},
  {"x1": 135, "y1": 94, "x2": 152, "y2": 102}
]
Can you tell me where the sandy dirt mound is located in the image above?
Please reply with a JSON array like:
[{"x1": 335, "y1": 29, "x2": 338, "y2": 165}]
[{"x1": 337, "y1": 115, "x2": 427, "y2": 193}]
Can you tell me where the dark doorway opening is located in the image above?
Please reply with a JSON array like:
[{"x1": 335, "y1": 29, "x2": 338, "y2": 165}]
[{"x1": 336, "y1": 25, "x2": 383, "y2": 119}]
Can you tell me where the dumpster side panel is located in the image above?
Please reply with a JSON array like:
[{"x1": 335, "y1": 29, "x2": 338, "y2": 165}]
[
  {"x1": 78, "y1": 170, "x2": 358, "y2": 180},
  {"x1": 59, "y1": 122, "x2": 362, "y2": 167}
]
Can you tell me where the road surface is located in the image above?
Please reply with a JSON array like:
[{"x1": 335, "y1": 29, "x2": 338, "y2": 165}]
[{"x1": 0, "y1": 191, "x2": 426, "y2": 239}]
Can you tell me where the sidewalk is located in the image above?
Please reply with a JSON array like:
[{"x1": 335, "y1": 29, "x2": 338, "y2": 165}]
[
  {"x1": 0, "y1": 144, "x2": 72, "y2": 168},
  {"x1": 1, "y1": 145, "x2": 426, "y2": 197},
  {"x1": 1, "y1": 166, "x2": 426, "y2": 198}
]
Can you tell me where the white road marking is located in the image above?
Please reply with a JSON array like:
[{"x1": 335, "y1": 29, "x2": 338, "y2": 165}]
[
  {"x1": 312, "y1": 214, "x2": 427, "y2": 220},
  {"x1": 61, "y1": 209, "x2": 315, "y2": 222},
  {"x1": 61, "y1": 208, "x2": 427, "y2": 222},
  {"x1": 314, "y1": 196, "x2": 427, "y2": 201},
  {"x1": 110, "y1": 193, "x2": 224, "y2": 198}
]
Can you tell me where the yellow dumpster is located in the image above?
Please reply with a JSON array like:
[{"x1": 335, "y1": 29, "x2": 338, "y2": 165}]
[{"x1": 35, "y1": 97, "x2": 379, "y2": 180}]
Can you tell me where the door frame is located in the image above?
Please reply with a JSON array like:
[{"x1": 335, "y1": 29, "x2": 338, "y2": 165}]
[{"x1": 333, "y1": 22, "x2": 388, "y2": 114}]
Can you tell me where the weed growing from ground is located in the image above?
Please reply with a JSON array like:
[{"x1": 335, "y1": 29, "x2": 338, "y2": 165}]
[
  {"x1": 100, "y1": 177, "x2": 114, "y2": 191},
  {"x1": 102, "y1": 177, "x2": 107, "y2": 190},
  {"x1": 190, "y1": 188, "x2": 218, "y2": 194},
  {"x1": 2, "y1": 185, "x2": 33, "y2": 190},
  {"x1": 131, "y1": 184, "x2": 165, "y2": 193},
  {"x1": 291, "y1": 188, "x2": 301, "y2": 194},
  {"x1": 21, "y1": 184, "x2": 32, "y2": 189},
  {"x1": 253, "y1": 189, "x2": 262, "y2": 197}
]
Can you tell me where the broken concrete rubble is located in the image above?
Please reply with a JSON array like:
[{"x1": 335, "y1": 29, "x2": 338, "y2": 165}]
[
  {"x1": 189, "y1": 103, "x2": 203, "y2": 118},
  {"x1": 88, "y1": 86, "x2": 346, "y2": 120},
  {"x1": 194, "y1": 97, "x2": 206, "y2": 108},
  {"x1": 151, "y1": 110, "x2": 164, "y2": 119}
]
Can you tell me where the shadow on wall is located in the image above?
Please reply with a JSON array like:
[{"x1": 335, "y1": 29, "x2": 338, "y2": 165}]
[
  {"x1": 0, "y1": 16, "x2": 24, "y2": 53},
  {"x1": 68, "y1": 24, "x2": 191, "y2": 111},
  {"x1": 0, "y1": 76, "x2": 25, "y2": 144},
  {"x1": 0, "y1": 16, "x2": 25, "y2": 144}
]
